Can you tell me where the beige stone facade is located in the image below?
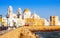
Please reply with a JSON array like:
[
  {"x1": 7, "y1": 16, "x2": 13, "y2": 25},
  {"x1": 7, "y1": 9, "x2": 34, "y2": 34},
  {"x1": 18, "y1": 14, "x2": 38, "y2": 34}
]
[
  {"x1": 50, "y1": 16, "x2": 59, "y2": 25},
  {"x1": 25, "y1": 18, "x2": 44, "y2": 26}
]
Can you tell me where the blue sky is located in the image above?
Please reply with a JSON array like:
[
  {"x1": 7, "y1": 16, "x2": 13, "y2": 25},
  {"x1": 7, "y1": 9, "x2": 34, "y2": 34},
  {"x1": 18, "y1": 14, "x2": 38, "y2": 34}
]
[{"x1": 0, "y1": 0, "x2": 60, "y2": 19}]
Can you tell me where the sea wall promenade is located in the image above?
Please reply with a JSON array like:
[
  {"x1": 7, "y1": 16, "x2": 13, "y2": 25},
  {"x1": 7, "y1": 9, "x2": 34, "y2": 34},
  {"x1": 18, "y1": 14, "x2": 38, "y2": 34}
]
[{"x1": 0, "y1": 25, "x2": 60, "y2": 38}]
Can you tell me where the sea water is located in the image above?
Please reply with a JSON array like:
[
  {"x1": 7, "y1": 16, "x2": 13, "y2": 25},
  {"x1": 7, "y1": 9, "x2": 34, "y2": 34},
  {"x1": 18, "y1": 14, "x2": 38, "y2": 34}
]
[{"x1": 35, "y1": 31, "x2": 60, "y2": 38}]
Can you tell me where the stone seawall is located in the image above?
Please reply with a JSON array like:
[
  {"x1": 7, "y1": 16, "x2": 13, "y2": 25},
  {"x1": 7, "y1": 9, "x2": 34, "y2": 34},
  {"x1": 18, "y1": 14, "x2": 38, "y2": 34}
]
[{"x1": 0, "y1": 25, "x2": 60, "y2": 38}]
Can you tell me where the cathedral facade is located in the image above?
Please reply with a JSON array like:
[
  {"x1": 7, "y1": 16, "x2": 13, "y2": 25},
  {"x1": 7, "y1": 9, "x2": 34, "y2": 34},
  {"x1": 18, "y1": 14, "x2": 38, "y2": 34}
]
[{"x1": 2, "y1": 6, "x2": 59, "y2": 28}]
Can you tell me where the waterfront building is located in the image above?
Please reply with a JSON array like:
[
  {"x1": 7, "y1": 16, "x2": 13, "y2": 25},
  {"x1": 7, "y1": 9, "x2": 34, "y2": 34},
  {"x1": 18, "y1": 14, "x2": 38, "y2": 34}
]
[
  {"x1": 1, "y1": 5, "x2": 60, "y2": 29},
  {"x1": 3, "y1": 6, "x2": 45, "y2": 27},
  {"x1": 50, "y1": 16, "x2": 59, "y2": 25},
  {"x1": 24, "y1": 13, "x2": 45, "y2": 26},
  {"x1": 38, "y1": 18, "x2": 45, "y2": 25},
  {"x1": 0, "y1": 15, "x2": 2, "y2": 26},
  {"x1": 2, "y1": 17, "x2": 7, "y2": 26},
  {"x1": 25, "y1": 18, "x2": 44, "y2": 26}
]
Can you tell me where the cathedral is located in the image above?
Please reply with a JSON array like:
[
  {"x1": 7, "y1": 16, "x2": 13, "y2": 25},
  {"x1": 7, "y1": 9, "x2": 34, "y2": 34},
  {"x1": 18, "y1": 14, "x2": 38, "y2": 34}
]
[
  {"x1": 2, "y1": 6, "x2": 47, "y2": 28},
  {"x1": 2, "y1": 5, "x2": 60, "y2": 29}
]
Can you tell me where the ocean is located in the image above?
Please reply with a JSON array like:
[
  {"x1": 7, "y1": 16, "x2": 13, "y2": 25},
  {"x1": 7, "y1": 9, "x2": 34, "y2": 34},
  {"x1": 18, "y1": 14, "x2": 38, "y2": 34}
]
[{"x1": 35, "y1": 31, "x2": 60, "y2": 38}]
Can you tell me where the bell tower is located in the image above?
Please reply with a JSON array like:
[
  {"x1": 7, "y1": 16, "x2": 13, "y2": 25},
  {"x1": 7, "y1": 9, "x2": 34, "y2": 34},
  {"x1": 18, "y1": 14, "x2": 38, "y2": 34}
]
[
  {"x1": 17, "y1": 8, "x2": 22, "y2": 19},
  {"x1": 7, "y1": 6, "x2": 13, "y2": 18}
]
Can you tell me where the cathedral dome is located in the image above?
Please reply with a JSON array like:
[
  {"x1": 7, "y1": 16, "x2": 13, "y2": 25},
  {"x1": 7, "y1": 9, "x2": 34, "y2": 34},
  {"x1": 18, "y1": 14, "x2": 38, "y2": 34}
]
[{"x1": 24, "y1": 8, "x2": 30, "y2": 13}]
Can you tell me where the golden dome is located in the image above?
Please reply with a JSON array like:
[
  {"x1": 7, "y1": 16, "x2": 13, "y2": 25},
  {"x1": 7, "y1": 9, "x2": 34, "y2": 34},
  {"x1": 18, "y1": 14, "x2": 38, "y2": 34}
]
[{"x1": 24, "y1": 8, "x2": 30, "y2": 13}]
